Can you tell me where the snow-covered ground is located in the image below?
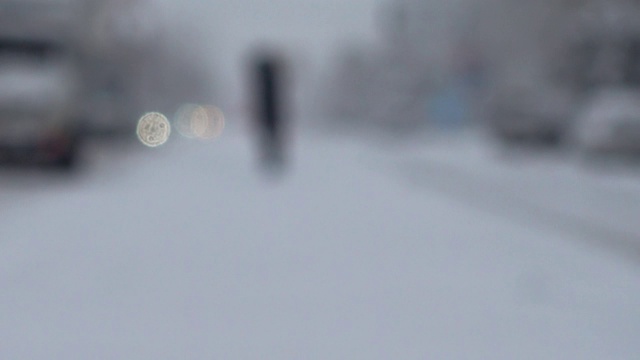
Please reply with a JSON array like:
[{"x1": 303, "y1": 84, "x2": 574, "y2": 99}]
[
  {"x1": 1, "y1": 123, "x2": 639, "y2": 359},
  {"x1": 389, "y1": 133, "x2": 640, "y2": 259}
]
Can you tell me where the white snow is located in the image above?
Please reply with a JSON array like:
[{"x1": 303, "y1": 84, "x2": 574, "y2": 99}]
[{"x1": 1, "y1": 123, "x2": 639, "y2": 359}]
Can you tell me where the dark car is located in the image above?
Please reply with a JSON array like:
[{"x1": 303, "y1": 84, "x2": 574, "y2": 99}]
[{"x1": 486, "y1": 83, "x2": 577, "y2": 146}]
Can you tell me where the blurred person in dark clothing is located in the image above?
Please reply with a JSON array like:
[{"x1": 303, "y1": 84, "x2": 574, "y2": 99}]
[{"x1": 252, "y1": 52, "x2": 287, "y2": 171}]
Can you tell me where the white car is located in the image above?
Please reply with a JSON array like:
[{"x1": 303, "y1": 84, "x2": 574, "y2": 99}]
[{"x1": 573, "y1": 88, "x2": 640, "y2": 157}]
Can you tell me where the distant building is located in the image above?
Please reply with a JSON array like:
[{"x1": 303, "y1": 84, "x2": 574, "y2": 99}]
[{"x1": 321, "y1": 0, "x2": 640, "y2": 132}]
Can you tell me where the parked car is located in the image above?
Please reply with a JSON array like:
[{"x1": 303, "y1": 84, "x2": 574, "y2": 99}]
[
  {"x1": 572, "y1": 87, "x2": 640, "y2": 157},
  {"x1": 0, "y1": 38, "x2": 82, "y2": 168},
  {"x1": 0, "y1": 0, "x2": 87, "y2": 168},
  {"x1": 486, "y1": 84, "x2": 577, "y2": 146}
]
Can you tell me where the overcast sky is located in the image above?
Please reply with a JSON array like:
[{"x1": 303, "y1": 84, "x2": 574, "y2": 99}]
[{"x1": 157, "y1": 0, "x2": 381, "y2": 108}]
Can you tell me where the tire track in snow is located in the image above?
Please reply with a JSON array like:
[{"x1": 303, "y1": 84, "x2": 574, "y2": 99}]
[{"x1": 399, "y1": 159, "x2": 640, "y2": 263}]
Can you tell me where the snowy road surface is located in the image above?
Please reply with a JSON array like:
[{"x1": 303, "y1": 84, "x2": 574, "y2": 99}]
[
  {"x1": 1, "y1": 125, "x2": 639, "y2": 359},
  {"x1": 394, "y1": 134, "x2": 640, "y2": 260}
]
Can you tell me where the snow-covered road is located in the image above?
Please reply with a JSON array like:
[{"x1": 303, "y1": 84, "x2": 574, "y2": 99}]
[
  {"x1": 393, "y1": 133, "x2": 640, "y2": 261},
  {"x1": 1, "y1": 124, "x2": 639, "y2": 359}
]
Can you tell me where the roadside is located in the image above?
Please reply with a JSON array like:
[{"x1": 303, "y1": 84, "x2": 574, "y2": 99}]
[{"x1": 379, "y1": 131, "x2": 640, "y2": 263}]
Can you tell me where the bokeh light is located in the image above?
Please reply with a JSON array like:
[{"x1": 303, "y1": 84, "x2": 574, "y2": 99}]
[
  {"x1": 137, "y1": 112, "x2": 171, "y2": 147},
  {"x1": 174, "y1": 104, "x2": 225, "y2": 140}
]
